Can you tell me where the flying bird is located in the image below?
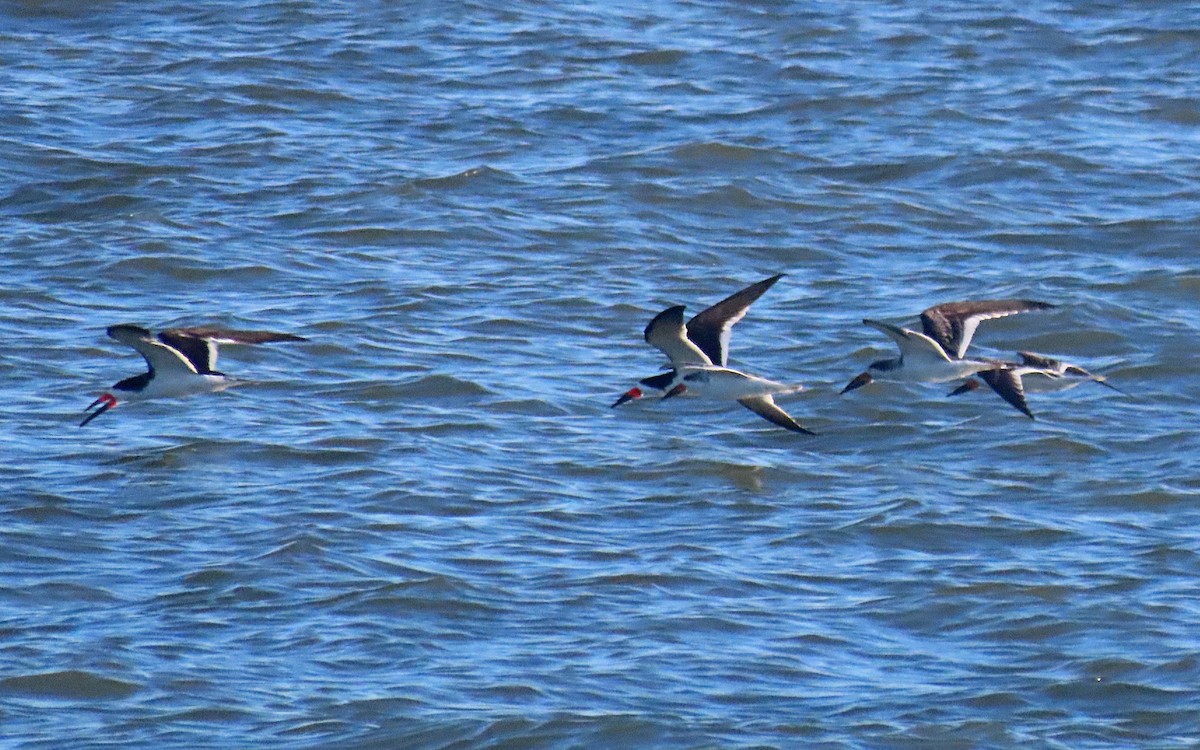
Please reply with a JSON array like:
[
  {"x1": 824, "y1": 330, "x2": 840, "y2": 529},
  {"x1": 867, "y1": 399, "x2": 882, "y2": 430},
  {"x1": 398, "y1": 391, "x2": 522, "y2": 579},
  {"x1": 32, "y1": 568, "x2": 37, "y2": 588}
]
[
  {"x1": 613, "y1": 275, "x2": 813, "y2": 434},
  {"x1": 841, "y1": 299, "x2": 1055, "y2": 394},
  {"x1": 81, "y1": 324, "x2": 306, "y2": 426},
  {"x1": 948, "y1": 351, "x2": 1124, "y2": 419}
]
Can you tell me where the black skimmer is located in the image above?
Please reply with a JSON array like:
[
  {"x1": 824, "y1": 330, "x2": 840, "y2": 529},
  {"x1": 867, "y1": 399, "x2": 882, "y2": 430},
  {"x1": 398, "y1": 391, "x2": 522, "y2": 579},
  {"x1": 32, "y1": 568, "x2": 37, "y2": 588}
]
[
  {"x1": 840, "y1": 299, "x2": 1055, "y2": 394},
  {"x1": 81, "y1": 324, "x2": 307, "y2": 426},
  {"x1": 612, "y1": 274, "x2": 814, "y2": 434},
  {"x1": 948, "y1": 351, "x2": 1124, "y2": 419}
]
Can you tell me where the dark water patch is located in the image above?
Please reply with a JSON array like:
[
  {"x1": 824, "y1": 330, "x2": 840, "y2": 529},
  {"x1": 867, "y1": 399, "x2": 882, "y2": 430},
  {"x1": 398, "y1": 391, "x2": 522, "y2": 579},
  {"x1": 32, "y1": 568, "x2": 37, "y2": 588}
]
[
  {"x1": 670, "y1": 140, "x2": 790, "y2": 165},
  {"x1": 780, "y1": 63, "x2": 841, "y2": 81},
  {"x1": 619, "y1": 48, "x2": 687, "y2": 66},
  {"x1": 1094, "y1": 487, "x2": 1194, "y2": 509},
  {"x1": 488, "y1": 398, "x2": 572, "y2": 418},
  {"x1": 579, "y1": 571, "x2": 701, "y2": 589},
  {"x1": 1003, "y1": 434, "x2": 1109, "y2": 459},
  {"x1": 936, "y1": 577, "x2": 1077, "y2": 607},
  {"x1": 21, "y1": 193, "x2": 144, "y2": 224},
  {"x1": 302, "y1": 226, "x2": 454, "y2": 245},
  {"x1": 1079, "y1": 657, "x2": 1152, "y2": 681},
  {"x1": 105, "y1": 432, "x2": 369, "y2": 468},
  {"x1": 1177, "y1": 273, "x2": 1200, "y2": 294},
  {"x1": 1015, "y1": 328, "x2": 1131, "y2": 355},
  {"x1": 254, "y1": 536, "x2": 327, "y2": 562},
  {"x1": 1043, "y1": 676, "x2": 1188, "y2": 709},
  {"x1": 155, "y1": 706, "x2": 258, "y2": 724},
  {"x1": 316, "y1": 379, "x2": 428, "y2": 402},
  {"x1": 960, "y1": 690, "x2": 1030, "y2": 709},
  {"x1": 409, "y1": 166, "x2": 520, "y2": 191},
  {"x1": 231, "y1": 82, "x2": 356, "y2": 106},
  {"x1": 19, "y1": 581, "x2": 122, "y2": 604},
  {"x1": 0, "y1": 670, "x2": 139, "y2": 701},
  {"x1": 182, "y1": 567, "x2": 238, "y2": 588},
  {"x1": 227, "y1": 584, "x2": 286, "y2": 604},
  {"x1": 278, "y1": 718, "x2": 360, "y2": 737},
  {"x1": 542, "y1": 105, "x2": 611, "y2": 125},
  {"x1": 1134, "y1": 542, "x2": 1199, "y2": 569},
  {"x1": 974, "y1": 229, "x2": 1080, "y2": 249},
  {"x1": 686, "y1": 183, "x2": 783, "y2": 211},
  {"x1": 100, "y1": 255, "x2": 283, "y2": 282},
  {"x1": 4, "y1": 502, "x2": 94, "y2": 523},
  {"x1": 852, "y1": 518, "x2": 1074, "y2": 556},
  {"x1": 389, "y1": 374, "x2": 493, "y2": 399},
  {"x1": 331, "y1": 582, "x2": 512, "y2": 620},
  {"x1": 467, "y1": 682, "x2": 547, "y2": 703},
  {"x1": 979, "y1": 614, "x2": 1077, "y2": 643},
  {"x1": 809, "y1": 155, "x2": 956, "y2": 185},
  {"x1": 304, "y1": 436, "x2": 391, "y2": 452},
  {"x1": 330, "y1": 714, "x2": 676, "y2": 750}
]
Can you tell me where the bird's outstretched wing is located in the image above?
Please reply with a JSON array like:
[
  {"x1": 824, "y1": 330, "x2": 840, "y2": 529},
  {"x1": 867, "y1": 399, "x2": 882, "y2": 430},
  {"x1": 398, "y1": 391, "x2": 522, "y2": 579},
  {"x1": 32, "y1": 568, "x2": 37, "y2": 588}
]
[{"x1": 919, "y1": 300, "x2": 1054, "y2": 359}]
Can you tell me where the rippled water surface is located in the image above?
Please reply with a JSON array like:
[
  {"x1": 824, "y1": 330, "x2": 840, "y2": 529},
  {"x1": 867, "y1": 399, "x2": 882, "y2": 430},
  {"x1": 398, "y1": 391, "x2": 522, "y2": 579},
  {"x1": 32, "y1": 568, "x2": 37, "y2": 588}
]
[{"x1": 3, "y1": 1, "x2": 1199, "y2": 747}]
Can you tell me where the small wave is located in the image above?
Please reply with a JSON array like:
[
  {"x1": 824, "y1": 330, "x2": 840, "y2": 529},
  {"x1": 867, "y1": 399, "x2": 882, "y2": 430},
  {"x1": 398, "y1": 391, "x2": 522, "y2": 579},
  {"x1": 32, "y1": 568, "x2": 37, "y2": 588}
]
[
  {"x1": 1102, "y1": 488, "x2": 1194, "y2": 508},
  {"x1": 302, "y1": 227, "x2": 453, "y2": 245},
  {"x1": 392, "y1": 374, "x2": 493, "y2": 399},
  {"x1": 23, "y1": 193, "x2": 143, "y2": 223},
  {"x1": 410, "y1": 166, "x2": 517, "y2": 190},
  {"x1": 544, "y1": 106, "x2": 609, "y2": 123},
  {"x1": 692, "y1": 184, "x2": 776, "y2": 209},
  {"x1": 158, "y1": 707, "x2": 256, "y2": 724},
  {"x1": 808, "y1": 155, "x2": 954, "y2": 185},
  {"x1": 254, "y1": 536, "x2": 326, "y2": 561},
  {"x1": 1009, "y1": 435, "x2": 1109, "y2": 458},
  {"x1": 333, "y1": 581, "x2": 511, "y2": 618},
  {"x1": 780, "y1": 64, "x2": 839, "y2": 81},
  {"x1": 4, "y1": 503, "x2": 92, "y2": 523},
  {"x1": 671, "y1": 141, "x2": 784, "y2": 163},
  {"x1": 489, "y1": 397, "x2": 571, "y2": 418},
  {"x1": 278, "y1": 719, "x2": 361, "y2": 737},
  {"x1": 231, "y1": 82, "x2": 356, "y2": 105}
]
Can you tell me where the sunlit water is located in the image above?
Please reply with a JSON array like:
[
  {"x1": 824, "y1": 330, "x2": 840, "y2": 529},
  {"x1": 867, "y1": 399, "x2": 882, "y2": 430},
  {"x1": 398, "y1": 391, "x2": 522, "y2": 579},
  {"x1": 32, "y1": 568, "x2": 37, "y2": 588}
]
[{"x1": 2, "y1": 1, "x2": 1198, "y2": 747}]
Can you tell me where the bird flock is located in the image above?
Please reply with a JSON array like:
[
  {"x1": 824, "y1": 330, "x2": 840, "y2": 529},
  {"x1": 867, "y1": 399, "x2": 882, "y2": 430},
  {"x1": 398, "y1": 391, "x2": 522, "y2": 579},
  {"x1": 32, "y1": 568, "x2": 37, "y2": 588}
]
[
  {"x1": 81, "y1": 275, "x2": 1121, "y2": 433},
  {"x1": 609, "y1": 274, "x2": 1120, "y2": 434}
]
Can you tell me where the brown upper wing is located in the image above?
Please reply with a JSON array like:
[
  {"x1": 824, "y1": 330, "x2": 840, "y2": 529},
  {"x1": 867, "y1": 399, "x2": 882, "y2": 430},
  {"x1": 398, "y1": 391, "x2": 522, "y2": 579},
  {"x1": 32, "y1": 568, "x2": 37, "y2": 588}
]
[
  {"x1": 919, "y1": 300, "x2": 1054, "y2": 359},
  {"x1": 687, "y1": 274, "x2": 784, "y2": 367},
  {"x1": 159, "y1": 327, "x2": 306, "y2": 373}
]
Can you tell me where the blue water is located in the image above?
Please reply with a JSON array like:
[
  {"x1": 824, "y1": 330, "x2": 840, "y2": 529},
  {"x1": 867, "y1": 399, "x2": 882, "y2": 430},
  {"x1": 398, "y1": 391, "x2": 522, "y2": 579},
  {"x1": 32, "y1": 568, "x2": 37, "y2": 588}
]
[{"x1": 2, "y1": 1, "x2": 1199, "y2": 747}]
